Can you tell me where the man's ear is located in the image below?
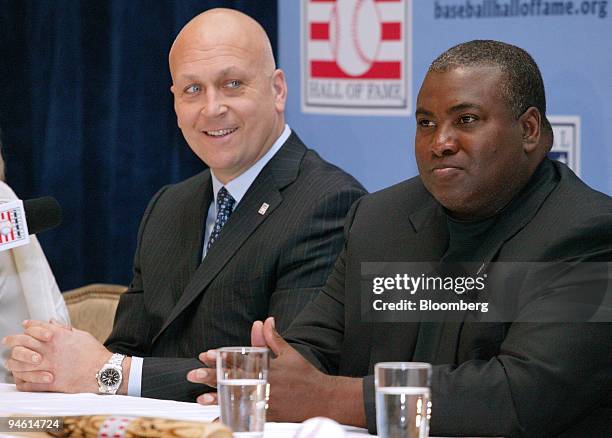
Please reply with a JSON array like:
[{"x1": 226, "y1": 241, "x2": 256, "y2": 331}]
[
  {"x1": 170, "y1": 85, "x2": 182, "y2": 129},
  {"x1": 272, "y1": 69, "x2": 288, "y2": 113},
  {"x1": 520, "y1": 107, "x2": 541, "y2": 154}
]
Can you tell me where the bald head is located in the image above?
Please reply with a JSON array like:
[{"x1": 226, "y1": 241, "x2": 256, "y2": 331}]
[
  {"x1": 169, "y1": 8, "x2": 275, "y2": 76},
  {"x1": 168, "y1": 8, "x2": 287, "y2": 184}
]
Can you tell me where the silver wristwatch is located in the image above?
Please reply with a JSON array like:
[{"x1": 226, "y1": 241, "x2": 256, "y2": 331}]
[{"x1": 96, "y1": 353, "x2": 125, "y2": 395}]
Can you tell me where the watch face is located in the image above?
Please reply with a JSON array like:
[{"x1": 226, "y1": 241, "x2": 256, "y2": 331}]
[{"x1": 100, "y1": 368, "x2": 121, "y2": 387}]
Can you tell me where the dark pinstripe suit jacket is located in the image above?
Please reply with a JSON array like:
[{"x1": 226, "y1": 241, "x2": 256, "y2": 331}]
[{"x1": 105, "y1": 132, "x2": 366, "y2": 401}]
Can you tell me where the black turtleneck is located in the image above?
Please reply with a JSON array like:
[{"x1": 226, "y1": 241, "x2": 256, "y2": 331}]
[{"x1": 441, "y1": 158, "x2": 558, "y2": 264}]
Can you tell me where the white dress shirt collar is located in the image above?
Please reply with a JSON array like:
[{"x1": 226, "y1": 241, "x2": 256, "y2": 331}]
[{"x1": 210, "y1": 124, "x2": 291, "y2": 206}]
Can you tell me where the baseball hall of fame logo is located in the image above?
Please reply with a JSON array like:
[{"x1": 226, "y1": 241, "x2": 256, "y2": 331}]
[
  {"x1": 549, "y1": 115, "x2": 581, "y2": 176},
  {"x1": 301, "y1": 0, "x2": 412, "y2": 115}
]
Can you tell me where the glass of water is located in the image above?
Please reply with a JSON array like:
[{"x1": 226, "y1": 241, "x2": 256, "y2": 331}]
[
  {"x1": 216, "y1": 347, "x2": 269, "y2": 437},
  {"x1": 375, "y1": 362, "x2": 432, "y2": 438}
]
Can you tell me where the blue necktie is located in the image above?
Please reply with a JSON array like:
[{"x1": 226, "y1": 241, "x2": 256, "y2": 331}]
[{"x1": 207, "y1": 187, "x2": 235, "y2": 252}]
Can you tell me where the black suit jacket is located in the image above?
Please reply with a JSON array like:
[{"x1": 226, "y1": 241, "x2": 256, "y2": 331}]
[
  {"x1": 105, "y1": 132, "x2": 366, "y2": 401},
  {"x1": 285, "y1": 159, "x2": 612, "y2": 437}
]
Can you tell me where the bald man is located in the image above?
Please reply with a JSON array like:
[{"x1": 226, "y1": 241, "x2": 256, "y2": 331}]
[{"x1": 3, "y1": 9, "x2": 365, "y2": 400}]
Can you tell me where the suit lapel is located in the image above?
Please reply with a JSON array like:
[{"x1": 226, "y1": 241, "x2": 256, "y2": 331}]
[
  {"x1": 169, "y1": 172, "x2": 212, "y2": 304},
  {"x1": 421, "y1": 160, "x2": 560, "y2": 364},
  {"x1": 407, "y1": 203, "x2": 449, "y2": 260},
  {"x1": 192, "y1": 176, "x2": 213, "y2": 269},
  {"x1": 152, "y1": 134, "x2": 307, "y2": 344},
  {"x1": 474, "y1": 159, "x2": 559, "y2": 273},
  {"x1": 420, "y1": 212, "x2": 554, "y2": 364},
  {"x1": 369, "y1": 200, "x2": 449, "y2": 367}
]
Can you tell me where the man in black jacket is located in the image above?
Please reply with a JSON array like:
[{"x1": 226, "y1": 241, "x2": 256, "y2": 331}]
[{"x1": 194, "y1": 40, "x2": 612, "y2": 437}]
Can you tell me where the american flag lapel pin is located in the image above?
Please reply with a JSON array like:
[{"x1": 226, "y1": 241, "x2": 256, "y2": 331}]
[{"x1": 258, "y1": 203, "x2": 270, "y2": 215}]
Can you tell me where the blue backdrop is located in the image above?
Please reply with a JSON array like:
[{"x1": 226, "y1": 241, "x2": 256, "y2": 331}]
[
  {"x1": 0, "y1": 0, "x2": 609, "y2": 289},
  {"x1": 280, "y1": 0, "x2": 611, "y2": 195},
  {"x1": 0, "y1": 0, "x2": 277, "y2": 290}
]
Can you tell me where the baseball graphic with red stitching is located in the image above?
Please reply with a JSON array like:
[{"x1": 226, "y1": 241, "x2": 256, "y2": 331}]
[{"x1": 329, "y1": 0, "x2": 382, "y2": 76}]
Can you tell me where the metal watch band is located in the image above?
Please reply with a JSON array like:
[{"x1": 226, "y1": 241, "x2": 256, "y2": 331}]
[{"x1": 108, "y1": 353, "x2": 125, "y2": 367}]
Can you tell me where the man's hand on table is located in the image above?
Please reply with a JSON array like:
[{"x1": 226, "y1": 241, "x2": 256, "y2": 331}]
[
  {"x1": 2, "y1": 320, "x2": 130, "y2": 394},
  {"x1": 187, "y1": 317, "x2": 366, "y2": 427}
]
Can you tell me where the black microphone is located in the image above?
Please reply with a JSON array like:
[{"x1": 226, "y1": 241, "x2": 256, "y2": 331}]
[{"x1": 23, "y1": 196, "x2": 63, "y2": 235}]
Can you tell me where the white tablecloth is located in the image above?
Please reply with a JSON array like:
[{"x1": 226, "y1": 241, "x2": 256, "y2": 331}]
[{"x1": 0, "y1": 383, "x2": 373, "y2": 437}]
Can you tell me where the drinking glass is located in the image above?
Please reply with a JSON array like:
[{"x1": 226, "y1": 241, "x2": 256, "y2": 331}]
[
  {"x1": 216, "y1": 347, "x2": 269, "y2": 437},
  {"x1": 375, "y1": 362, "x2": 432, "y2": 438}
]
